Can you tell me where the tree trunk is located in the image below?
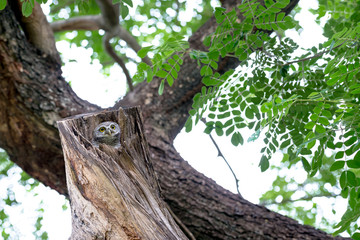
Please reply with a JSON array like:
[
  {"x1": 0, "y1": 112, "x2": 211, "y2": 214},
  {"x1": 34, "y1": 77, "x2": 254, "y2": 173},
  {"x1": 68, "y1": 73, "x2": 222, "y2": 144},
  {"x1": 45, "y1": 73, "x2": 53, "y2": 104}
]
[
  {"x1": 57, "y1": 107, "x2": 187, "y2": 240},
  {"x1": 0, "y1": 2, "x2": 351, "y2": 239}
]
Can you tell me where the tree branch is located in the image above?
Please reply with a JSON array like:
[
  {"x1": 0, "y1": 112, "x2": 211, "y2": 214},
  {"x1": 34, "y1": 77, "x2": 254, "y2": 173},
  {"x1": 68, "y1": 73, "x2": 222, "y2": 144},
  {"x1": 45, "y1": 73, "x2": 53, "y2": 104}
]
[
  {"x1": 282, "y1": 44, "x2": 343, "y2": 66},
  {"x1": 201, "y1": 119, "x2": 242, "y2": 198},
  {"x1": 261, "y1": 192, "x2": 338, "y2": 206},
  {"x1": 95, "y1": 0, "x2": 119, "y2": 29},
  {"x1": 50, "y1": 2, "x2": 151, "y2": 66},
  {"x1": 103, "y1": 32, "x2": 134, "y2": 91},
  {"x1": 10, "y1": 1, "x2": 60, "y2": 63},
  {"x1": 51, "y1": 15, "x2": 104, "y2": 32}
]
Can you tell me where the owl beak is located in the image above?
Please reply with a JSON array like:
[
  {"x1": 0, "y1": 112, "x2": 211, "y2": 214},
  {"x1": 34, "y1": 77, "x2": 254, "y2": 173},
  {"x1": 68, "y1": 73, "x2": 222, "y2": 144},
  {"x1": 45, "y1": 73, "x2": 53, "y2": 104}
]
[{"x1": 104, "y1": 129, "x2": 111, "y2": 135}]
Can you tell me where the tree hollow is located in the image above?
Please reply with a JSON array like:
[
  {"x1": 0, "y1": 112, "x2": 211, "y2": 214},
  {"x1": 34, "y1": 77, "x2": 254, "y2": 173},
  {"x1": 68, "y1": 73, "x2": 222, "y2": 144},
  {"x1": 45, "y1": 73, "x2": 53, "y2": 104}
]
[{"x1": 57, "y1": 107, "x2": 187, "y2": 240}]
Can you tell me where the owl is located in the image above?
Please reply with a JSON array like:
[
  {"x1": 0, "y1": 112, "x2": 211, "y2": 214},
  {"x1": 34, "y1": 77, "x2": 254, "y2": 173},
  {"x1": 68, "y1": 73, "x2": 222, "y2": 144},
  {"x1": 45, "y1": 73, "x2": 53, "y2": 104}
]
[{"x1": 92, "y1": 121, "x2": 121, "y2": 149}]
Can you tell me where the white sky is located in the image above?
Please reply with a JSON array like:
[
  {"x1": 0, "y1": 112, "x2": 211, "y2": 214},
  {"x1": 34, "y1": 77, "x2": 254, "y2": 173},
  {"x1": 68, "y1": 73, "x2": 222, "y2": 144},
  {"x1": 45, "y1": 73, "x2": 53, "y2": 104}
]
[{"x1": 0, "y1": 0, "x2": 349, "y2": 239}]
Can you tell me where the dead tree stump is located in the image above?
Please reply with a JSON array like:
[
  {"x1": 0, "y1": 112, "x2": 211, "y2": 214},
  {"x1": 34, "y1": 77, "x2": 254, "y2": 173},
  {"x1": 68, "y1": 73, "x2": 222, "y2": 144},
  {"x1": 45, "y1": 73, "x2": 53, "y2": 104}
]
[{"x1": 57, "y1": 107, "x2": 188, "y2": 240}]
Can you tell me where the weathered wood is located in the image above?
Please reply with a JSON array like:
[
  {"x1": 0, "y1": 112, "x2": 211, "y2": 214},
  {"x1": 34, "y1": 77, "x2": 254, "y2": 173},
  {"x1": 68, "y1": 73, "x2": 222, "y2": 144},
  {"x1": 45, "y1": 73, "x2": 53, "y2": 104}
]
[{"x1": 57, "y1": 107, "x2": 187, "y2": 240}]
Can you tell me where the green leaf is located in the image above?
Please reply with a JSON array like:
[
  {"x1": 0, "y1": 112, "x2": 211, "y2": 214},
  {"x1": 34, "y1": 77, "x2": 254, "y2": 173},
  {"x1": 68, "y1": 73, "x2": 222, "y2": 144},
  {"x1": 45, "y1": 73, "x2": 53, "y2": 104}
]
[
  {"x1": 22, "y1": 1, "x2": 33, "y2": 17},
  {"x1": 340, "y1": 171, "x2": 347, "y2": 188},
  {"x1": 185, "y1": 117, "x2": 192, "y2": 133},
  {"x1": 315, "y1": 124, "x2": 326, "y2": 134},
  {"x1": 310, "y1": 113, "x2": 319, "y2": 121},
  {"x1": 347, "y1": 171, "x2": 357, "y2": 186},
  {"x1": 330, "y1": 161, "x2": 345, "y2": 171},
  {"x1": 307, "y1": 140, "x2": 316, "y2": 150},
  {"x1": 208, "y1": 113, "x2": 215, "y2": 119},
  {"x1": 208, "y1": 50, "x2": 219, "y2": 60},
  {"x1": 215, "y1": 127, "x2": 224, "y2": 136},
  {"x1": 347, "y1": 160, "x2": 360, "y2": 169},
  {"x1": 318, "y1": 117, "x2": 330, "y2": 126},
  {"x1": 280, "y1": 139, "x2": 291, "y2": 149},
  {"x1": 345, "y1": 137, "x2": 357, "y2": 147},
  {"x1": 354, "y1": 150, "x2": 360, "y2": 162},
  {"x1": 166, "y1": 75, "x2": 174, "y2": 86},
  {"x1": 340, "y1": 171, "x2": 357, "y2": 188},
  {"x1": 121, "y1": 4, "x2": 129, "y2": 18},
  {"x1": 156, "y1": 70, "x2": 168, "y2": 78},
  {"x1": 350, "y1": 88, "x2": 360, "y2": 95},
  {"x1": 226, "y1": 126, "x2": 235, "y2": 136},
  {"x1": 0, "y1": 0, "x2": 6, "y2": 10},
  {"x1": 138, "y1": 46, "x2": 153, "y2": 58},
  {"x1": 189, "y1": 109, "x2": 196, "y2": 116},
  {"x1": 304, "y1": 122, "x2": 315, "y2": 130},
  {"x1": 204, "y1": 126, "x2": 213, "y2": 134},
  {"x1": 158, "y1": 79, "x2": 164, "y2": 95},
  {"x1": 245, "y1": 107, "x2": 254, "y2": 119},
  {"x1": 335, "y1": 151, "x2": 344, "y2": 159},
  {"x1": 171, "y1": 69, "x2": 178, "y2": 79},
  {"x1": 260, "y1": 102, "x2": 272, "y2": 113},
  {"x1": 301, "y1": 157, "x2": 311, "y2": 172},
  {"x1": 238, "y1": 51, "x2": 248, "y2": 61},
  {"x1": 200, "y1": 66, "x2": 213, "y2": 76},
  {"x1": 352, "y1": 232, "x2": 360, "y2": 240},
  {"x1": 231, "y1": 132, "x2": 243, "y2": 146},
  {"x1": 122, "y1": 0, "x2": 133, "y2": 7},
  {"x1": 259, "y1": 155, "x2": 269, "y2": 172}
]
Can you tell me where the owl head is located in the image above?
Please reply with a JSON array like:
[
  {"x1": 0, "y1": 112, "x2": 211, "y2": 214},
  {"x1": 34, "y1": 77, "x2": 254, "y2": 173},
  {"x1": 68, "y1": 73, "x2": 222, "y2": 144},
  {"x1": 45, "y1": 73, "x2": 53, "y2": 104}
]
[{"x1": 93, "y1": 121, "x2": 121, "y2": 148}]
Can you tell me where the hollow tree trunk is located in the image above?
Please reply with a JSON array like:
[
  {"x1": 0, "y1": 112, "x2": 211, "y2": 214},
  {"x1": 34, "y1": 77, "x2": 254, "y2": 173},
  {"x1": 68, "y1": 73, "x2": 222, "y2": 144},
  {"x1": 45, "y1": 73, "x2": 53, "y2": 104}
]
[
  {"x1": 57, "y1": 107, "x2": 187, "y2": 240},
  {"x1": 0, "y1": 2, "x2": 351, "y2": 239}
]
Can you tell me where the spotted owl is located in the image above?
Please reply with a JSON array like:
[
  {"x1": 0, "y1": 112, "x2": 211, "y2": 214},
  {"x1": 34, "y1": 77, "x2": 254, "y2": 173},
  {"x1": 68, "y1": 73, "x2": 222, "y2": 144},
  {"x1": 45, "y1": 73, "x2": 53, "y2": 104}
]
[{"x1": 93, "y1": 121, "x2": 121, "y2": 149}]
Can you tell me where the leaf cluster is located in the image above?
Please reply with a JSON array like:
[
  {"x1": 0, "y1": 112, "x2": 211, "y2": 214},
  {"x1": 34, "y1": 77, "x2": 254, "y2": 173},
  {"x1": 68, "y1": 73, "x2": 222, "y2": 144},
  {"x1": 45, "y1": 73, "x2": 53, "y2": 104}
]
[{"x1": 136, "y1": 0, "x2": 360, "y2": 236}]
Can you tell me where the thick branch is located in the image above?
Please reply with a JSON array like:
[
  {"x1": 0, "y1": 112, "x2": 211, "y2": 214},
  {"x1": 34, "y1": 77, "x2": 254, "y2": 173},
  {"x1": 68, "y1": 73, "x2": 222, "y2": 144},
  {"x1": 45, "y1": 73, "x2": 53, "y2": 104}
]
[
  {"x1": 10, "y1": 1, "x2": 60, "y2": 63},
  {"x1": 95, "y1": 0, "x2": 119, "y2": 29},
  {"x1": 51, "y1": 15, "x2": 104, "y2": 32},
  {"x1": 0, "y1": 6, "x2": 100, "y2": 194}
]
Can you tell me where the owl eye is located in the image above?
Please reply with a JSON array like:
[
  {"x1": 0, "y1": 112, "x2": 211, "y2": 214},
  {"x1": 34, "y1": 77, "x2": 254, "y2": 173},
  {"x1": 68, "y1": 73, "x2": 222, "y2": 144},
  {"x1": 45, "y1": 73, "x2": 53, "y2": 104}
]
[
  {"x1": 99, "y1": 127, "x2": 106, "y2": 132},
  {"x1": 110, "y1": 124, "x2": 116, "y2": 130}
]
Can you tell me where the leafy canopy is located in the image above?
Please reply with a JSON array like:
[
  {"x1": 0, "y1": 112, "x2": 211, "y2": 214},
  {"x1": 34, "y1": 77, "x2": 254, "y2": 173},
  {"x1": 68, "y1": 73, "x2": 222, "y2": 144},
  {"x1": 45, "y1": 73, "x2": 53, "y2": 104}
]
[{"x1": 136, "y1": 0, "x2": 360, "y2": 237}]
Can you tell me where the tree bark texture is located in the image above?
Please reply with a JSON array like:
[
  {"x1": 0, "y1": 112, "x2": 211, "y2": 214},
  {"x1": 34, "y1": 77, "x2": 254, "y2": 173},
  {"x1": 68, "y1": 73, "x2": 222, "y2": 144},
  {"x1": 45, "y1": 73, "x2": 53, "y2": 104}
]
[
  {"x1": 58, "y1": 107, "x2": 187, "y2": 240},
  {"x1": 0, "y1": 2, "x2": 350, "y2": 240}
]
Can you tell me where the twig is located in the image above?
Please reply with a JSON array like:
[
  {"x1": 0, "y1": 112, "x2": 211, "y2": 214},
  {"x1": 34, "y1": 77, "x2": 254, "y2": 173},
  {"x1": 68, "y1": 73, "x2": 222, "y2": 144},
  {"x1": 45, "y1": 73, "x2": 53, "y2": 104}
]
[
  {"x1": 103, "y1": 32, "x2": 134, "y2": 91},
  {"x1": 282, "y1": 43, "x2": 343, "y2": 66},
  {"x1": 51, "y1": 1, "x2": 151, "y2": 66},
  {"x1": 201, "y1": 119, "x2": 243, "y2": 198},
  {"x1": 260, "y1": 192, "x2": 338, "y2": 206}
]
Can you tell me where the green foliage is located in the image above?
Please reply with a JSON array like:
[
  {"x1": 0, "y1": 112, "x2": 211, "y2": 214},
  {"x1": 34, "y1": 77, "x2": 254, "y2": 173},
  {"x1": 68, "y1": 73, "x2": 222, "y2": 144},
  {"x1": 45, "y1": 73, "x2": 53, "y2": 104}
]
[
  {"x1": 136, "y1": 35, "x2": 188, "y2": 94},
  {"x1": 0, "y1": 151, "x2": 48, "y2": 239},
  {"x1": 5, "y1": 0, "x2": 360, "y2": 236},
  {"x1": 50, "y1": 0, "x2": 212, "y2": 78},
  {"x1": 260, "y1": 155, "x2": 341, "y2": 232},
  {"x1": 112, "y1": 0, "x2": 133, "y2": 19},
  {"x1": 0, "y1": 0, "x2": 7, "y2": 11},
  {"x1": 136, "y1": 0, "x2": 360, "y2": 236}
]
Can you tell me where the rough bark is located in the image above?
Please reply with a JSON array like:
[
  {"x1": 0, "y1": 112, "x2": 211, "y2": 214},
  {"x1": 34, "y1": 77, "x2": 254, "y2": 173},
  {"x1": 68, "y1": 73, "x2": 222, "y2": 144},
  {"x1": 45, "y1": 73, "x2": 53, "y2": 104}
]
[
  {"x1": 0, "y1": 2, "x2": 351, "y2": 240},
  {"x1": 58, "y1": 107, "x2": 187, "y2": 240}
]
